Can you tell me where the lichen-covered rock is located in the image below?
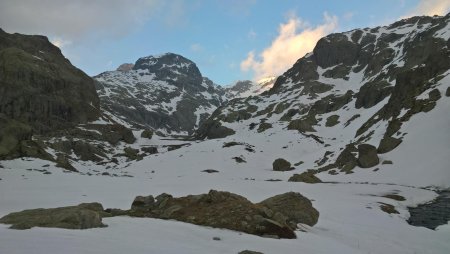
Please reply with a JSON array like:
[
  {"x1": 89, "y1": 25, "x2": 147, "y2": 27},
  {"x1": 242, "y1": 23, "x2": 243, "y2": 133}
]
[
  {"x1": 272, "y1": 158, "x2": 292, "y2": 171},
  {"x1": 124, "y1": 147, "x2": 143, "y2": 161},
  {"x1": 357, "y1": 144, "x2": 379, "y2": 168},
  {"x1": 0, "y1": 203, "x2": 107, "y2": 230},
  {"x1": 288, "y1": 172, "x2": 322, "y2": 184}
]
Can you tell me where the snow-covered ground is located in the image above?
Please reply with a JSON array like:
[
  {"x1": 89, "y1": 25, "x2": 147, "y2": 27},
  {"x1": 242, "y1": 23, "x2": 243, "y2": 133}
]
[{"x1": 1, "y1": 91, "x2": 449, "y2": 254}]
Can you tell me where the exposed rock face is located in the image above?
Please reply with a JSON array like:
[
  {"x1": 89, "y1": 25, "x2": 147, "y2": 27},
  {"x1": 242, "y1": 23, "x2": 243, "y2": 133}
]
[
  {"x1": 197, "y1": 14, "x2": 450, "y2": 178},
  {"x1": 0, "y1": 29, "x2": 100, "y2": 159},
  {"x1": 357, "y1": 144, "x2": 379, "y2": 168},
  {"x1": 272, "y1": 158, "x2": 292, "y2": 171},
  {"x1": 0, "y1": 203, "x2": 107, "y2": 230},
  {"x1": 0, "y1": 29, "x2": 100, "y2": 133},
  {"x1": 128, "y1": 190, "x2": 319, "y2": 239},
  {"x1": 95, "y1": 53, "x2": 227, "y2": 135},
  {"x1": 225, "y1": 77, "x2": 276, "y2": 99}
]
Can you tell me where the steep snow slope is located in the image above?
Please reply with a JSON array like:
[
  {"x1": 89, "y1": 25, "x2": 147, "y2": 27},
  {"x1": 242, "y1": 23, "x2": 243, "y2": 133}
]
[{"x1": 95, "y1": 53, "x2": 227, "y2": 135}]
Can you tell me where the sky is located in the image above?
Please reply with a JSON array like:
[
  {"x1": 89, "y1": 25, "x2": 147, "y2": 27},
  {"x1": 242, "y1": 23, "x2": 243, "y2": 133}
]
[{"x1": 1, "y1": 0, "x2": 449, "y2": 85}]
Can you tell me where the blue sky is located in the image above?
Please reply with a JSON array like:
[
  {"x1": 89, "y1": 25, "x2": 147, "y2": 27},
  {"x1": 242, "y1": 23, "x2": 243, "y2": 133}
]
[{"x1": 1, "y1": 0, "x2": 449, "y2": 85}]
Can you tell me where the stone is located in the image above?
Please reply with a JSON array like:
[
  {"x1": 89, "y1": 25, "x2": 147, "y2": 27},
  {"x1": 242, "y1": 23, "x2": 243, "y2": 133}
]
[
  {"x1": 325, "y1": 115, "x2": 340, "y2": 127},
  {"x1": 357, "y1": 144, "x2": 379, "y2": 168},
  {"x1": 124, "y1": 147, "x2": 143, "y2": 161},
  {"x1": 127, "y1": 190, "x2": 320, "y2": 239},
  {"x1": 0, "y1": 203, "x2": 107, "y2": 230},
  {"x1": 446, "y1": 87, "x2": 450, "y2": 97},
  {"x1": 377, "y1": 136, "x2": 402, "y2": 154},
  {"x1": 238, "y1": 251, "x2": 264, "y2": 254},
  {"x1": 272, "y1": 158, "x2": 292, "y2": 171},
  {"x1": 141, "y1": 146, "x2": 158, "y2": 154},
  {"x1": 141, "y1": 129, "x2": 153, "y2": 139},
  {"x1": 288, "y1": 172, "x2": 322, "y2": 184},
  {"x1": 259, "y1": 192, "x2": 319, "y2": 228}
]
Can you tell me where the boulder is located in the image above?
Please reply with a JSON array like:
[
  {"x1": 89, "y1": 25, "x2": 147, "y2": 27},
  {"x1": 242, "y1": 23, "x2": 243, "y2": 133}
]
[
  {"x1": 141, "y1": 146, "x2": 158, "y2": 154},
  {"x1": 272, "y1": 158, "x2": 292, "y2": 171},
  {"x1": 357, "y1": 144, "x2": 379, "y2": 168},
  {"x1": 288, "y1": 172, "x2": 322, "y2": 184},
  {"x1": 0, "y1": 203, "x2": 107, "y2": 230},
  {"x1": 141, "y1": 129, "x2": 153, "y2": 139},
  {"x1": 127, "y1": 190, "x2": 320, "y2": 239},
  {"x1": 259, "y1": 192, "x2": 319, "y2": 228}
]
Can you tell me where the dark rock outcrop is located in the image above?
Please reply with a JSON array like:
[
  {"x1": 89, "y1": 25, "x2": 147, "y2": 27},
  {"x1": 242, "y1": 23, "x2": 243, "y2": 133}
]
[
  {"x1": 0, "y1": 29, "x2": 101, "y2": 159},
  {"x1": 357, "y1": 144, "x2": 379, "y2": 168},
  {"x1": 128, "y1": 190, "x2": 319, "y2": 239},
  {"x1": 272, "y1": 158, "x2": 292, "y2": 171},
  {"x1": 0, "y1": 203, "x2": 107, "y2": 230},
  {"x1": 288, "y1": 172, "x2": 322, "y2": 184}
]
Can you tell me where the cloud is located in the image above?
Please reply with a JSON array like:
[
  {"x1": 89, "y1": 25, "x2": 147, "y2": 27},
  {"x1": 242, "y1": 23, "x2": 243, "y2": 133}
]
[
  {"x1": 240, "y1": 13, "x2": 338, "y2": 80},
  {"x1": 190, "y1": 43, "x2": 203, "y2": 52},
  {"x1": 404, "y1": 0, "x2": 450, "y2": 17},
  {"x1": 248, "y1": 29, "x2": 257, "y2": 39},
  {"x1": 50, "y1": 38, "x2": 72, "y2": 49},
  {"x1": 0, "y1": 0, "x2": 161, "y2": 42}
]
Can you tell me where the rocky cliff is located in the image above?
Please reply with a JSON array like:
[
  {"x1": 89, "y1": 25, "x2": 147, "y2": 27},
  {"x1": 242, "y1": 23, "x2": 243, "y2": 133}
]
[{"x1": 0, "y1": 28, "x2": 100, "y2": 159}]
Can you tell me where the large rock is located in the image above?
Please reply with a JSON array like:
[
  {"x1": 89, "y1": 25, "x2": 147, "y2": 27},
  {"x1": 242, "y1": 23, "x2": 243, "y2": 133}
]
[
  {"x1": 272, "y1": 158, "x2": 292, "y2": 171},
  {"x1": 128, "y1": 190, "x2": 319, "y2": 239},
  {"x1": 288, "y1": 172, "x2": 322, "y2": 184},
  {"x1": 259, "y1": 192, "x2": 319, "y2": 228},
  {"x1": 0, "y1": 203, "x2": 107, "y2": 230},
  {"x1": 357, "y1": 144, "x2": 379, "y2": 168}
]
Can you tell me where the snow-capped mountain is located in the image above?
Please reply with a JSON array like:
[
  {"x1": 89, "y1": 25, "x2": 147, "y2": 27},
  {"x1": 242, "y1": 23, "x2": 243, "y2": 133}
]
[
  {"x1": 225, "y1": 76, "x2": 276, "y2": 99},
  {"x1": 1, "y1": 13, "x2": 450, "y2": 254},
  {"x1": 197, "y1": 14, "x2": 450, "y2": 185},
  {"x1": 95, "y1": 53, "x2": 227, "y2": 135}
]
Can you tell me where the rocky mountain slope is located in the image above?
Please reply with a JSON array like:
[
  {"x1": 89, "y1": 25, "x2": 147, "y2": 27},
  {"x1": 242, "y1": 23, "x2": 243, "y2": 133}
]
[
  {"x1": 0, "y1": 14, "x2": 449, "y2": 254},
  {"x1": 0, "y1": 28, "x2": 101, "y2": 159},
  {"x1": 198, "y1": 13, "x2": 450, "y2": 180},
  {"x1": 225, "y1": 77, "x2": 276, "y2": 99},
  {"x1": 94, "y1": 53, "x2": 227, "y2": 135}
]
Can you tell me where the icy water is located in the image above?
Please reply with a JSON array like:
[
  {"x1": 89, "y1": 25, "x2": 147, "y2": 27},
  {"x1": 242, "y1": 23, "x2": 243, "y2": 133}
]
[{"x1": 408, "y1": 190, "x2": 450, "y2": 230}]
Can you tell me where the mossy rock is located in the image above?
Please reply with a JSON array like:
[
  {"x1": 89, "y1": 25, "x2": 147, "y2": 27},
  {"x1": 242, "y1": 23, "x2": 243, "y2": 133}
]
[
  {"x1": 0, "y1": 203, "x2": 107, "y2": 230},
  {"x1": 357, "y1": 144, "x2": 379, "y2": 168},
  {"x1": 272, "y1": 158, "x2": 292, "y2": 171},
  {"x1": 288, "y1": 172, "x2": 322, "y2": 184},
  {"x1": 141, "y1": 129, "x2": 153, "y2": 139},
  {"x1": 377, "y1": 136, "x2": 402, "y2": 153},
  {"x1": 335, "y1": 144, "x2": 358, "y2": 172},
  {"x1": 325, "y1": 115, "x2": 340, "y2": 127}
]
